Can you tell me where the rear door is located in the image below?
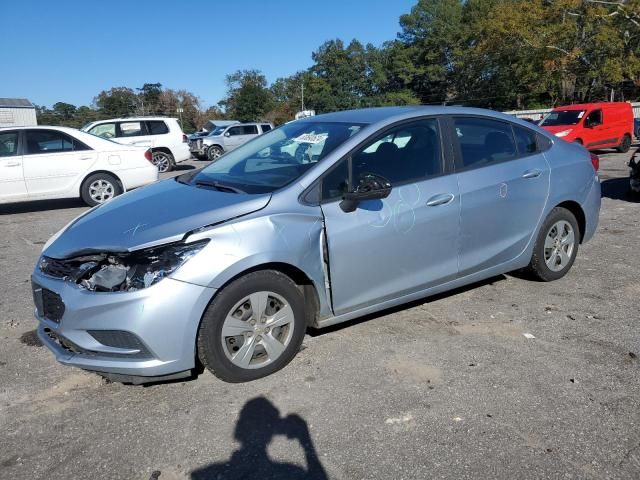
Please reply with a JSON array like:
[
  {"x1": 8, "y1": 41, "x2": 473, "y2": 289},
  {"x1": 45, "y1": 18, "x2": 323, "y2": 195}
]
[
  {"x1": 22, "y1": 129, "x2": 97, "y2": 197},
  {"x1": 320, "y1": 117, "x2": 460, "y2": 314},
  {"x1": 116, "y1": 121, "x2": 153, "y2": 148},
  {"x1": 451, "y1": 117, "x2": 550, "y2": 277},
  {"x1": 0, "y1": 130, "x2": 27, "y2": 201}
]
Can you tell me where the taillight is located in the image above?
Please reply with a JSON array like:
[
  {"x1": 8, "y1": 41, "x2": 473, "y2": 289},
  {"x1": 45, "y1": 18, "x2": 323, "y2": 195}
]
[
  {"x1": 590, "y1": 152, "x2": 599, "y2": 172},
  {"x1": 144, "y1": 149, "x2": 153, "y2": 162},
  {"x1": 182, "y1": 134, "x2": 188, "y2": 143}
]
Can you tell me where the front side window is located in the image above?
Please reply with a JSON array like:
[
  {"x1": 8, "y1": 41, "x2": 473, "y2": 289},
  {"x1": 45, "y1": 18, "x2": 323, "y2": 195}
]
[
  {"x1": 25, "y1": 130, "x2": 87, "y2": 154},
  {"x1": 147, "y1": 121, "x2": 169, "y2": 135},
  {"x1": 454, "y1": 117, "x2": 517, "y2": 168},
  {"x1": 0, "y1": 131, "x2": 19, "y2": 157},
  {"x1": 585, "y1": 109, "x2": 602, "y2": 127},
  {"x1": 227, "y1": 126, "x2": 243, "y2": 136},
  {"x1": 189, "y1": 121, "x2": 364, "y2": 194},
  {"x1": 89, "y1": 123, "x2": 116, "y2": 139},
  {"x1": 321, "y1": 119, "x2": 443, "y2": 201},
  {"x1": 118, "y1": 121, "x2": 145, "y2": 137}
]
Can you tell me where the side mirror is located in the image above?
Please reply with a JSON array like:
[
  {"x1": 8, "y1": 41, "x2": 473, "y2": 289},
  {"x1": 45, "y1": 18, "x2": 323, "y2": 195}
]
[
  {"x1": 224, "y1": 132, "x2": 231, "y2": 137},
  {"x1": 339, "y1": 174, "x2": 392, "y2": 213}
]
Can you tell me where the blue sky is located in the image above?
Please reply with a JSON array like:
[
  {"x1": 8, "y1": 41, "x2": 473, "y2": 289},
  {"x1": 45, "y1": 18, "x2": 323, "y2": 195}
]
[{"x1": 1, "y1": 0, "x2": 416, "y2": 109}]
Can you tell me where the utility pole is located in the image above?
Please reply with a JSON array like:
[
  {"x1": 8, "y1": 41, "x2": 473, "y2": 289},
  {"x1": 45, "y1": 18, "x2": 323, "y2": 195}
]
[
  {"x1": 177, "y1": 106, "x2": 184, "y2": 129},
  {"x1": 301, "y1": 82, "x2": 305, "y2": 112}
]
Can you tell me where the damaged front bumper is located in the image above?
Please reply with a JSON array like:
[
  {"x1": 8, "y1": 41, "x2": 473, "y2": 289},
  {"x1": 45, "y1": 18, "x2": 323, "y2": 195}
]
[{"x1": 32, "y1": 269, "x2": 215, "y2": 378}]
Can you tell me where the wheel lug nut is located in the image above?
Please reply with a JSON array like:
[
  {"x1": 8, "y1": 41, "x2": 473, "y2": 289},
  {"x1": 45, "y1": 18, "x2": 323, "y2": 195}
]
[
  {"x1": 250, "y1": 320, "x2": 256, "y2": 326},
  {"x1": 264, "y1": 327, "x2": 270, "y2": 334},
  {"x1": 246, "y1": 332, "x2": 253, "y2": 338},
  {"x1": 256, "y1": 335, "x2": 262, "y2": 341}
]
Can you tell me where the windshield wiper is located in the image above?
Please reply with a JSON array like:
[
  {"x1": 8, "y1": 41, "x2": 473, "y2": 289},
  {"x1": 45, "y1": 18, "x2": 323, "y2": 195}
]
[{"x1": 195, "y1": 180, "x2": 245, "y2": 194}]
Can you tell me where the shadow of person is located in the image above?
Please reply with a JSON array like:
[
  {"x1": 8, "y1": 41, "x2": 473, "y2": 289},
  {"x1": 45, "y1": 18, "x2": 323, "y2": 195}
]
[{"x1": 191, "y1": 397, "x2": 328, "y2": 480}]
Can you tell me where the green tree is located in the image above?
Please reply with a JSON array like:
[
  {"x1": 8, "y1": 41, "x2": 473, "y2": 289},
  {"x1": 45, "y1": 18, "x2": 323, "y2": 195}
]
[
  {"x1": 94, "y1": 87, "x2": 138, "y2": 117},
  {"x1": 219, "y1": 70, "x2": 273, "y2": 122}
]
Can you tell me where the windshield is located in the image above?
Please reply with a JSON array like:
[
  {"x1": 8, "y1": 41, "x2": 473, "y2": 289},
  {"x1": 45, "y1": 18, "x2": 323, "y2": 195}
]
[
  {"x1": 540, "y1": 110, "x2": 585, "y2": 127},
  {"x1": 208, "y1": 126, "x2": 228, "y2": 136},
  {"x1": 191, "y1": 121, "x2": 365, "y2": 194}
]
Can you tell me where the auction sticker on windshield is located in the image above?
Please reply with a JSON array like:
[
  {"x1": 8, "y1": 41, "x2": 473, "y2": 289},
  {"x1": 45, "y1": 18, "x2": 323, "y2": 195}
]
[{"x1": 293, "y1": 133, "x2": 328, "y2": 144}]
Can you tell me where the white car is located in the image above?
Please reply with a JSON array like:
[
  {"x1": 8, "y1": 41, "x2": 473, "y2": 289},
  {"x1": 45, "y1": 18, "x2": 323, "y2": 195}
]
[
  {"x1": 81, "y1": 117, "x2": 191, "y2": 173},
  {"x1": 0, "y1": 126, "x2": 158, "y2": 206}
]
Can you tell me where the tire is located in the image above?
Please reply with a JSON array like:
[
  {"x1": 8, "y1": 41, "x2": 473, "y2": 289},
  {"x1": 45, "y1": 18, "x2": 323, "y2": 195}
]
[
  {"x1": 80, "y1": 173, "x2": 122, "y2": 206},
  {"x1": 207, "y1": 145, "x2": 224, "y2": 161},
  {"x1": 526, "y1": 207, "x2": 580, "y2": 282},
  {"x1": 616, "y1": 134, "x2": 632, "y2": 153},
  {"x1": 197, "y1": 270, "x2": 307, "y2": 383},
  {"x1": 152, "y1": 150, "x2": 174, "y2": 173}
]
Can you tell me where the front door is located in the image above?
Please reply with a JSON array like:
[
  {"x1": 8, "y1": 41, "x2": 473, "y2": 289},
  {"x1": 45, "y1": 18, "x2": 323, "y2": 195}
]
[
  {"x1": 0, "y1": 130, "x2": 27, "y2": 201},
  {"x1": 451, "y1": 117, "x2": 550, "y2": 277},
  {"x1": 320, "y1": 118, "x2": 460, "y2": 314},
  {"x1": 22, "y1": 129, "x2": 97, "y2": 197}
]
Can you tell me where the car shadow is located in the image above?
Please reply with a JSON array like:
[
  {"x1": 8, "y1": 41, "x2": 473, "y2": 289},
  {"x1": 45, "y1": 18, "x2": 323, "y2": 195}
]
[
  {"x1": 308, "y1": 274, "x2": 507, "y2": 337},
  {"x1": 173, "y1": 164, "x2": 196, "y2": 171},
  {"x1": 190, "y1": 396, "x2": 328, "y2": 480},
  {"x1": 601, "y1": 177, "x2": 639, "y2": 203},
  {"x1": 0, "y1": 198, "x2": 86, "y2": 215}
]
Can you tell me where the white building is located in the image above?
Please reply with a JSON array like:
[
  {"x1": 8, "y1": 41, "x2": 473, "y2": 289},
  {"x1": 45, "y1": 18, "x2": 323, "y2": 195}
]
[{"x1": 0, "y1": 98, "x2": 37, "y2": 127}]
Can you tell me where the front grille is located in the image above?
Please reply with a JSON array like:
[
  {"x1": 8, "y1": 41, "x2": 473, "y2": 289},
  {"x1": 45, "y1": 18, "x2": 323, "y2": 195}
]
[
  {"x1": 33, "y1": 282, "x2": 65, "y2": 323},
  {"x1": 40, "y1": 257, "x2": 75, "y2": 279}
]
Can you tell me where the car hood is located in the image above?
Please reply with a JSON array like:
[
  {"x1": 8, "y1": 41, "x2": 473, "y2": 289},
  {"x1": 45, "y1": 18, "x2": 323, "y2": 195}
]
[
  {"x1": 44, "y1": 178, "x2": 271, "y2": 259},
  {"x1": 540, "y1": 125, "x2": 575, "y2": 134}
]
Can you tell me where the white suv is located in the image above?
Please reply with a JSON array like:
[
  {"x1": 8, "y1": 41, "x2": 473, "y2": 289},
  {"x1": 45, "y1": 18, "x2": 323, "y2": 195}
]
[
  {"x1": 190, "y1": 122, "x2": 273, "y2": 160},
  {"x1": 82, "y1": 117, "x2": 191, "y2": 172}
]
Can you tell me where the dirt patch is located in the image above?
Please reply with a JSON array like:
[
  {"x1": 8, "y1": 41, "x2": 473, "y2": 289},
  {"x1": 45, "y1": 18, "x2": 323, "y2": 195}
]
[
  {"x1": 19, "y1": 329, "x2": 42, "y2": 347},
  {"x1": 453, "y1": 320, "x2": 524, "y2": 339},
  {"x1": 385, "y1": 355, "x2": 443, "y2": 385}
]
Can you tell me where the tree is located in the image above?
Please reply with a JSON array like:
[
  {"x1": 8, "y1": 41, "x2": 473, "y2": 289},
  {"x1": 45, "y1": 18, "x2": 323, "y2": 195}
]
[
  {"x1": 136, "y1": 82, "x2": 163, "y2": 115},
  {"x1": 94, "y1": 87, "x2": 138, "y2": 117},
  {"x1": 219, "y1": 70, "x2": 273, "y2": 122}
]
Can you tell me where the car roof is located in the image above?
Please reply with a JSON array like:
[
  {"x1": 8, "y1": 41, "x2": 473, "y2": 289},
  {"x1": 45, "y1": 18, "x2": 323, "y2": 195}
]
[
  {"x1": 295, "y1": 105, "x2": 531, "y2": 127},
  {"x1": 0, "y1": 125, "x2": 81, "y2": 133},
  {"x1": 89, "y1": 117, "x2": 177, "y2": 123},
  {"x1": 551, "y1": 102, "x2": 630, "y2": 111}
]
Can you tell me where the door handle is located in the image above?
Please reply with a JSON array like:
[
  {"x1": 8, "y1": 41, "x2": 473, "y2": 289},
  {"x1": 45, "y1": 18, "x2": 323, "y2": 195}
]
[
  {"x1": 5, "y1": 161, "x2": 21, "y2": 167},
  {"x1": 522, "y1": 169, "x2": 542, "y2": 179},
  {"x1": 426, "y1": 193, "x2": 455, "y2": 207},
  {"x1": 79, "y1": 156, "x2": 93, "y2": 161}
]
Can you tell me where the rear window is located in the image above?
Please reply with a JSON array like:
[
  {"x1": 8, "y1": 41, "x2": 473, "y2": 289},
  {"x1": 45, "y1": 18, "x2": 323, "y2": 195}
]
[
  {"x1": 261, "y1": 124, "x2": 272, "y2": 133},
  {"x1": 147, "y1": 121, "x2": 169, "y2": 135},
  {"x1": 25, "y1": 130, "x2": 90, "y2": 154},
  {"x1": 454, "y1": 117, "x2": 517, "y2": 168},
  {"x1": 0, "y1": 131, "x2": 19, "y2": 157},
  {"x1": 118, "y1": 121, "x2": 146, "y2": 137},
  {"x1": 513, "y1": 125, "x2": 537, "y2": 155}
]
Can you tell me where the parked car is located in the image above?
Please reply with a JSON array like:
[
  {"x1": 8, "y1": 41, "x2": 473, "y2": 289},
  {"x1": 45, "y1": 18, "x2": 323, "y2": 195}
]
[
  {"x1": 540, "y1": 102, "x2": 633, "y2": 152},
  {"x1": 0, "y1": 126, "x2": 157, "y2": 206},
  {"x1": 190, "y1": 122, "x2": 273, "y2": 160},
  {"x1": 32, "y1": 106, "x2": 600, "y2": 384},
  {"x1": 81, "y1": 117, "x2": 190, "y2": 173}
]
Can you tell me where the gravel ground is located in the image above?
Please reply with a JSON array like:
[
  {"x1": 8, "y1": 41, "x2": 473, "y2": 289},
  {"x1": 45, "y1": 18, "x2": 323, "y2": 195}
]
[{"x1": 0, "y1": 152, "x2": 638, "y2": 480}]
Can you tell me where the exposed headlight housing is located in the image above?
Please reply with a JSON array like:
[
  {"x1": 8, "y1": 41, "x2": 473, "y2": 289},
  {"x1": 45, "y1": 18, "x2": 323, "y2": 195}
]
[
  {"x1": 40, "y1": 239, "x2": 209, "y2": 292},
  {"x1": 555, "y1": 129, "x2": 572, "y2": 138}
]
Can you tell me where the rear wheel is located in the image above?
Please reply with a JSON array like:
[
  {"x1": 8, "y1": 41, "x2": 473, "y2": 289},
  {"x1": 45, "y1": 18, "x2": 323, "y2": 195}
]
[
  {"x1": 152, "y1": 150, "x2": 174, "y2": 173},
  {"x1": 197, "y1": 270, "x2": 307, "y2": 382},
  {"x1": 616, "y1": 134, "x2": 632, "y2": 153},
  {"x1": 81, "y1": 173, "x2": 122, "y2": 206},
  {"x1": 526, "y1": 207, "x2": 579, "y2": 281}
]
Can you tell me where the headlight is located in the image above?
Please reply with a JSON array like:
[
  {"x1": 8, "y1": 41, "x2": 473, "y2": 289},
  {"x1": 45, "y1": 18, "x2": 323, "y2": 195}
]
[
  {"x1": 555, "y1": 129, "x2": 572, "y2": 138},
  {"x1": 42, "y1": 239, "x2": 210, "y2": 292}
]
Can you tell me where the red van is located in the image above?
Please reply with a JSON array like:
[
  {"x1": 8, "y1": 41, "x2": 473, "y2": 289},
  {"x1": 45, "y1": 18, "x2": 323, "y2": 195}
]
[{"x1": 540, "y1": 102, "x2": 634, "y2": 152}]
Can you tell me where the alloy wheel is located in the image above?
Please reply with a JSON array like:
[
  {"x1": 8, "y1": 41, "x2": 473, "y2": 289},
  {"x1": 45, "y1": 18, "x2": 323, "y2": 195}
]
[
  {"x1": 152, "y1": 152, "x2": 171, "y2": 172},
  {"x1": 88, "y1": 179, "x2": 115, "y2": 204}
]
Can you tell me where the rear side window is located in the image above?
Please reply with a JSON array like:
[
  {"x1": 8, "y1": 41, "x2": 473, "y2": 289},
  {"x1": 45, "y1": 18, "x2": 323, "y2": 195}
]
[
  {"x1": 261, "y1": 124, "x2": 272, "y2": 133},
  {"x1": 118, "y1": 121, "x2": 146, "y2": 137},
  {"x1": 25, "y1": 130, "x2": 90, "y2": 154},
  {"x1": 453, "y1": 117, "x2": 517, "y2": 169},
  {"x1": 147, "y1": 121, "x2": 169, "y2": 135},
  {"x1": 513, "y1": 125, "x2": 537, "y2": 155},
  {"x1": 0, "y1": 131, "x2": 19, "y2": 157},
  {"x1": 243, "y1": 125, "x2": 259, "y2": 135}
]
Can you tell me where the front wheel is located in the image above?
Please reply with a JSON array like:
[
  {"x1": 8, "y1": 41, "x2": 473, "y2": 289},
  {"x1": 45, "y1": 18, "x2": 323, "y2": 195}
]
[
  {"x1": 197, "y1": 270, "x2": 307, "y2": 382},
  {"x1": 526, "y1": 207, "x2": 580, "y2": 281},
  {"x1": 617, "y1": 134, "x2": 632, "y2": 153},
  {"x1": 207, "y1": 145, "x2": 224, "y2": 161}
]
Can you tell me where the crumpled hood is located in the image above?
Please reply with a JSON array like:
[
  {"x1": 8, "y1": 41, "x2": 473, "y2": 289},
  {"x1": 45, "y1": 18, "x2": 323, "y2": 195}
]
[{"x1": 44, "y1": 178, "x2": 271, "y2": 259}]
